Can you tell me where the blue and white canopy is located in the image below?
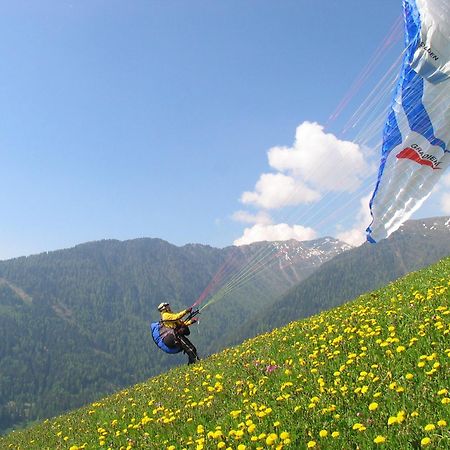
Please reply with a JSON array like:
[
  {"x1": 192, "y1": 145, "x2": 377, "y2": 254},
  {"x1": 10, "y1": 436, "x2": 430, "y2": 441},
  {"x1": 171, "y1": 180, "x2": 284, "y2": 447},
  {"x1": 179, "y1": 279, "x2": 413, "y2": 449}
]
[{"x1": 367, "y1": 0, "x2": 450, "y2": 243}]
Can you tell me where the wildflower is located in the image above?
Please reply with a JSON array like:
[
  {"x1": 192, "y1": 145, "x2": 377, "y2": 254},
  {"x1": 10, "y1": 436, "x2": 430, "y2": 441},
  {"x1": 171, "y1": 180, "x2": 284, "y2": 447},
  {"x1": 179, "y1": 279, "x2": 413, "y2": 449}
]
[
  {"x1": 266, "y1": 433, "x2": 278, "y2": 445},
  {"x1": 388, "y1": 416, "x2": 398, "y2": 425},
  {"x1": 319, "y1": 430, "x2": 328, "y2": 438},
  {"x1": 280, "y1": 432, "x2": 290, "y2": 440},
  {"x1": 424, "y1": 424, "x2": 435, "y2": 432},
  {"x1": 331, "y1": 431, "x2": 340, "y2": 438},
  {"x1": 369, "y1": 402, "x2": 379, "y2": 411},
  {"x1": 421, "y1": 437, "x2": 431, "y2": 446},
  {"x1": 374, "y1": 435, "x2": 386, "y2": 444},
  {"x1": 307, "y1": 441, "x2": 316, "y2": 448},
  {"x1": 437, "y1": 420, "x2": 447, "y2": 427}
]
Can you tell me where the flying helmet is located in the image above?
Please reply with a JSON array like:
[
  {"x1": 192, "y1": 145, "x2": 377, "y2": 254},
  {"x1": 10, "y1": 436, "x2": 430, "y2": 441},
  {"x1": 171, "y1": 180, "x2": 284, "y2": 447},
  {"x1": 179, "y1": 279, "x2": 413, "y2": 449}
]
[{"x1": 157, "y1": 302, "x2": 170, "y2": 312}]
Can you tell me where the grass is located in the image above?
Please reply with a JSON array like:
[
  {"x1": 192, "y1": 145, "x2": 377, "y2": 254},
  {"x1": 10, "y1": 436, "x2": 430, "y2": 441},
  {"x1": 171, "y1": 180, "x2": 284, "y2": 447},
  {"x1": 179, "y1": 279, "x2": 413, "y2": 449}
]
[{"x1": 1, "y1": 257, "x2": 449, "y2": 450}]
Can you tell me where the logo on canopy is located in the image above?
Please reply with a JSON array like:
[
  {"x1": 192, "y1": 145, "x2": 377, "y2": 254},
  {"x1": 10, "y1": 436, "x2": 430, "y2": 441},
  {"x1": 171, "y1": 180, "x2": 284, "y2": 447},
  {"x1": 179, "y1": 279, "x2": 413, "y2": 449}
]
[{"x1": 396, "y1": 144, "x2": 442, "y2": 170}]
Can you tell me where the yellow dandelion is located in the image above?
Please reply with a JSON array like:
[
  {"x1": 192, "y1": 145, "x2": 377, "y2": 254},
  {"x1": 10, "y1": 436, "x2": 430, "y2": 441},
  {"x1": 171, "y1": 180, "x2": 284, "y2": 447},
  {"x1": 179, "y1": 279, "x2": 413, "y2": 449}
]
[
  {"x1": 374, "y1": 435, "x2": 386, "y2": 444},
  {"x1": 369, "y1": 402, "x2": 379, "y2": 411},
  {"x1": 266, "y1": 433, "x2": 278, "y2": 446},
  {"x1": 388, "y1": 416, "x2": 398, "y2": 425},
  {"x1": 437, "y1": 420, "x2": 447, "y2": 427},
  {"x1": 319, "y1": 430, "x2": 328, "y2": 438},
  {"x1": 331, "y1": 431, "x2": 340, "y2": 438},
  {"x1": 420, "y1": 437, "x2": 431, "y2": 446},
  {"x1": 307, "y1": 441, "x2": 316, "y2": 448},
  {"x1": 424, "y1": 424, "x2": 435, "y2": 432}
]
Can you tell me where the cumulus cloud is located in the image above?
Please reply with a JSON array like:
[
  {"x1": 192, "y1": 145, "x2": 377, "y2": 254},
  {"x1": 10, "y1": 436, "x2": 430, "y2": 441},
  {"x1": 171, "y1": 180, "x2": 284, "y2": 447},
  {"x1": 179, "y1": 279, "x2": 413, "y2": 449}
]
[
  {"x1": 241, "y1": 122, "x2": 369, "y2": 210},
  {"x1": 232, "y1": 210, "x2": 272, "y2": 225},
  {"x1": 336, "y1": 194, "x2": 372, "y2": 247},
  {"x1": 241, "y1": 173, "x2": 320, "y2": 209},
  {"x1": 233, "y1": 121, "x2": 372, "y2": 246},
  {"x1": 233, "y1": 223, "x2": 317, "y2": 246},
  {"x1": 268, "y1": 121, "x2": 369, "y2": 192}
]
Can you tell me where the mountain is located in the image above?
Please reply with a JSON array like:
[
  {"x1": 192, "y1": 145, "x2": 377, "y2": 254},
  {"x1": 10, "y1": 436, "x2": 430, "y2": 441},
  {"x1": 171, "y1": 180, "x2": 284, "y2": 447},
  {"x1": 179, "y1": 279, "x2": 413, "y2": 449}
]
[
  {"x1": 2, "y1": 255, "x2": 449, "y2": 449},
  {"x1": 229, "y1": 216, "x2": 450, "y2": 344},
  {"x1": 0, "y1": 236, "x2": 349, "y2": 434}
]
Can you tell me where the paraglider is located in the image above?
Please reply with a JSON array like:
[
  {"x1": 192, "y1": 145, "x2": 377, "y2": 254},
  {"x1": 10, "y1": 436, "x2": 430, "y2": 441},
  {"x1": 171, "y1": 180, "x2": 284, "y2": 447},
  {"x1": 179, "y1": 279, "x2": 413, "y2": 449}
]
[
  {"x1": 367, "y1": 0, "x2": 450, "y2": 243},
  {"x1": 151, "y1": 302, "x2": 200, "y2": 364}
]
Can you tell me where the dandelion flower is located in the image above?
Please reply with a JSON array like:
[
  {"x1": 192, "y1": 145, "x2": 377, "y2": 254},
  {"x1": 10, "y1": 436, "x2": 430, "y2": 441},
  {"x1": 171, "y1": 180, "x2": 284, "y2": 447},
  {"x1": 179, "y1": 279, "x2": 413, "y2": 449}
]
[
  {"x1": 421, "y1": 437, "x2": 431, "y2": 446},
  {"x1": 388, "y1": 416, "x2": 398, "y2": 425},
  {"x1": 307, "y1": 441, "x2": 316, "y2": 448},
  {"x1": 424, "y1": 424, "x2": 435, "y2": 432},
  {"x1": 369, "y1": 402, "x2": 379, "y2": 411},
  {"x1": 374, "y1": 435, "x2": 386, "y2": 444}
]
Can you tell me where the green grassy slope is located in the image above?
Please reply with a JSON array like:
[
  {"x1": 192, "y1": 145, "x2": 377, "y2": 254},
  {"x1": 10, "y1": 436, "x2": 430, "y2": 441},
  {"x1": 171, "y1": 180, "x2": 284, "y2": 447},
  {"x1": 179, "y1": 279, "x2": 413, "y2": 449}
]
[{"x1": 2, "y1": 257, "x2": 449, "y2": 450}]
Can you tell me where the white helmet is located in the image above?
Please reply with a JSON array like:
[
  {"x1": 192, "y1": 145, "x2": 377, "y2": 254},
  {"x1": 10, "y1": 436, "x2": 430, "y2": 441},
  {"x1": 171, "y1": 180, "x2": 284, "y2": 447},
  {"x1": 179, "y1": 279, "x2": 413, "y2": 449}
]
[{"x1": 157, "y1": 302, "x2": 169, "y2": 311}]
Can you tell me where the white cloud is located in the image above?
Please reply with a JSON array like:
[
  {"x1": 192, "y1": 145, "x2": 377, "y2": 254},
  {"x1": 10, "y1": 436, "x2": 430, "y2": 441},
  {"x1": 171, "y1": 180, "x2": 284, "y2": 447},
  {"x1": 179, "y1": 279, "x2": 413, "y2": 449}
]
[
  {"x1": 268, "y1": 121, "x2": 369, "y2": 192},
  {"x1": 234, "y1": 121, "x2": 372, "y2": 245},
  {"x1": 234, "y1": 223, "x2": 317, "y2": 246},
  {"x1": 232, "y1": 210, "x2": 272, "y2": 225},
  {"x1": 240, "y1": 122, "x2": 369, "y2": 211},
  {"x1": 241, "y1": 172, "x2": 320, "y2": 209},
  {"x1": 336, "y1": 194, "x2": 372, "y2": 247}
]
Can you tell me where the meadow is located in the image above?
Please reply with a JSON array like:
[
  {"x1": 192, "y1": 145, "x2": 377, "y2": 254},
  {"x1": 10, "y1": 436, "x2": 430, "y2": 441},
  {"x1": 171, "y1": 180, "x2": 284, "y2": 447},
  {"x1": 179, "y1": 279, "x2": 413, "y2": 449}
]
[{"x1": 1, "y1": 257, "x2": 449, "y2": 450}]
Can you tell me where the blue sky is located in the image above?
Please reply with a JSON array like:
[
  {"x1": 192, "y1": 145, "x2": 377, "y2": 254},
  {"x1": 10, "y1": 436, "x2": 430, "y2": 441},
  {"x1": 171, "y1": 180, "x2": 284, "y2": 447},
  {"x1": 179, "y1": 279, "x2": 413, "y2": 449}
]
[{"x1": 1, "y1": 0, "x2": 449, "y2": 260}]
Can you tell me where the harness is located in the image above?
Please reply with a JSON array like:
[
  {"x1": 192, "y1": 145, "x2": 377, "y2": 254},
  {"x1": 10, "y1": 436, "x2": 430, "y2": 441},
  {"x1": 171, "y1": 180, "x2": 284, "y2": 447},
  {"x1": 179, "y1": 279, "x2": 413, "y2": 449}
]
[
  {"x1": 150, "y1": 309, "x2": 200, "y2": 354},
  {"x1": 150, "y1": 322, "x2": 182, "y2": 354}
]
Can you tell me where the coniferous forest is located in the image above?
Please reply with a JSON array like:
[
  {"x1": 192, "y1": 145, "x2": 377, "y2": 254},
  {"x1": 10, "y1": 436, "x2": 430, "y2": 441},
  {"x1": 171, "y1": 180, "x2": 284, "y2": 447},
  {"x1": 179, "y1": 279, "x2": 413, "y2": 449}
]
[{"x1": 1, "y1": 217, "x2": 449, "y2": 434}]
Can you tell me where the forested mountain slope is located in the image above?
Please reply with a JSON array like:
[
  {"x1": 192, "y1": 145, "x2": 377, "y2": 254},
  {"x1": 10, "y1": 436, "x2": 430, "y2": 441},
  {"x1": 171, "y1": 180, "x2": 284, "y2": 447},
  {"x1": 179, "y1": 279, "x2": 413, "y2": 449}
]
[
  {"x1": 2, "y1": 256, "x2": 449, "y2": 449},
  {"x1": 0, "y1": 236, "x2": 348, "y2": 433},
  {"x1": 230, "y1": 216, "x2": 450, "y2": 344}
]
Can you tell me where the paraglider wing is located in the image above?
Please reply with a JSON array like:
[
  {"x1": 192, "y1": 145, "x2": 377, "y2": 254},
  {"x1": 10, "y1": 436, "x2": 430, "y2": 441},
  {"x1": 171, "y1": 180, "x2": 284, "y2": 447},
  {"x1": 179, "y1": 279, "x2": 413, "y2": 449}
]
[{"x1": 367, "y1": 0, "x2": 450, "y2": 243}]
